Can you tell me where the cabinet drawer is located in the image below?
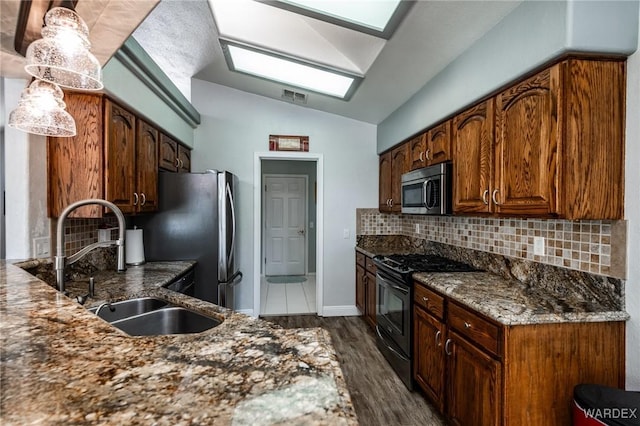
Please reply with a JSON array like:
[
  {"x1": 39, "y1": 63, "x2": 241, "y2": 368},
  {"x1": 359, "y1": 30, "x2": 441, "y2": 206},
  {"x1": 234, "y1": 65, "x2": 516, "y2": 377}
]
[
  {"x1": 365, "y1": 257, "x2": 377, "y2": 275},
  {"x1": 356, "y1": 251, "x2": 366, "y2": 267},
  {"x1": 448, "y1": 302, "x2": 500, "y2": 356},
  {"x1": 414, "y1": 283, "x2": 444, "y2": 320}
]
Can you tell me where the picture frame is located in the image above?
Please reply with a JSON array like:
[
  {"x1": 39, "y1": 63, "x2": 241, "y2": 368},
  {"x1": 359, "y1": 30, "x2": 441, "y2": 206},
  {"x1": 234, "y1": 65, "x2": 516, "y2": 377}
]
[{"x1": 269, "y1": 134, "x2": 309, "y2": 152}]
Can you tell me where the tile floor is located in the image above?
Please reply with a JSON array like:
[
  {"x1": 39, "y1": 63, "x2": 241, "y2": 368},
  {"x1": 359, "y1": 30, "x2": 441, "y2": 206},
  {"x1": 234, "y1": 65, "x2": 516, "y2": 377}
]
[{"x1": 260, "y1": 275, "x2": 316, "y2": 316}]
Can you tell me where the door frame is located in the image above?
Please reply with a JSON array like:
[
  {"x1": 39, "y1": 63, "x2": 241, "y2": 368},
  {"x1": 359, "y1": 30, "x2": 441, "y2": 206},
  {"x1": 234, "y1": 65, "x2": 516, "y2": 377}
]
[
  {"x1": 253, "y1": 152, "x2": 323, "y2": 317},
  {"x1": 262, "y1": 173, "x2": 309, "y2": 276}
]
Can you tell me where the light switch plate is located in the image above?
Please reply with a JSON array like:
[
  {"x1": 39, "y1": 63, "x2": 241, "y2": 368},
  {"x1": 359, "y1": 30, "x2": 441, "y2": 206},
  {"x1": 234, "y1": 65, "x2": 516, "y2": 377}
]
[
  {"x1": 415, "y1": 223, "x2": 420, "y2": 233},
  {"x1": 33, "y1": 237, "x2": 50, "y2": 258},
  {"x1": 533, "y1": 237, "x2": 545, "y2": 256}
]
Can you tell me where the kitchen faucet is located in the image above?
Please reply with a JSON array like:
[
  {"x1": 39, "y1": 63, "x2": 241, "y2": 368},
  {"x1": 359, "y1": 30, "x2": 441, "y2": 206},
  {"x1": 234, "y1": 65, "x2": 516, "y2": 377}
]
[{"x1": 55, "y1": 199, "x2": 126, "y2": 294}]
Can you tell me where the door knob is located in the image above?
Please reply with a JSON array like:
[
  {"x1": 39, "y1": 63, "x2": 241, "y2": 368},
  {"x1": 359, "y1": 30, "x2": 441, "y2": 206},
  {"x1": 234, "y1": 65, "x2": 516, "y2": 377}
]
[{"x1": 298, "y1": 228, "x2": 305, "y2": 235}]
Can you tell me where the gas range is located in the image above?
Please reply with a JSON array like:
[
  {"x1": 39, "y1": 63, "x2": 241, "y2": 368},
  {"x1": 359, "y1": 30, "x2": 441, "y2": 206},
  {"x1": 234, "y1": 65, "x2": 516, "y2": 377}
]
[{"x1": 373, "y1": 253, "x2": 480, "y2": 283}]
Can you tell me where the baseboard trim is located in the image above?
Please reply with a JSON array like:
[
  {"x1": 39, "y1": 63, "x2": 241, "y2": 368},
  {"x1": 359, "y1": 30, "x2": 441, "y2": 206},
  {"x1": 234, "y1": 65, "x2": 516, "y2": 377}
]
[{"x1": 321, "y1": 305, "x2": 361, "y2": 317}]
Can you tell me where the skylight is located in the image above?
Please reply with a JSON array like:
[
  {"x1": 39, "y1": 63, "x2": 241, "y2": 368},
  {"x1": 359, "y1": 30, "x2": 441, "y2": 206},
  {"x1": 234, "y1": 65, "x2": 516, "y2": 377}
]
[
  {"x1": 221, "y1": 41, "x2": 362, "y2": 99},
  {"x1": 259, "y1": 0, "x2": 413, "y2": 39}
]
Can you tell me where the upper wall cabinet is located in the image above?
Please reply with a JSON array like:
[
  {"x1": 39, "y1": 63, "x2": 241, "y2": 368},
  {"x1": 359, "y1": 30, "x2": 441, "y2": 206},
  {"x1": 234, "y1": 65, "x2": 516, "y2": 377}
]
[
  {"x1": 48, "y1": 94, "x2": 160, "y2": 218},
  {"x1": 408, "y1": 133, "x2": 427, "y2": 171},
  {"x1": 426, "y1": 120, "x2": 452, "y2": 166},
  {"x1": 379, "y1": 144, "x2": 409, "y2": 213},
  {"x1": 453, "y1": 58, "x2": 625, "y2": 220},
  {"x1": 160, "y1": 133, "x2": 191, "y2": 173},
  {"x1": 379, "y1": 151, "x2": 393, "y2": 212}
]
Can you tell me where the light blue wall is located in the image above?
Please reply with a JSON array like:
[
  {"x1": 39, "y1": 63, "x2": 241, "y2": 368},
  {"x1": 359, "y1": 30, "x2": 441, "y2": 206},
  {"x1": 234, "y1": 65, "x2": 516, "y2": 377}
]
[
  {"x1": 378, "y1": 0, "x2": 639, "y2": 152},
  {"x1": 103, "y1": 56, "x2": 195, "y2": 147},
  {"x1": 262, "y1": 160, "x2": 317, "y2": 273}
]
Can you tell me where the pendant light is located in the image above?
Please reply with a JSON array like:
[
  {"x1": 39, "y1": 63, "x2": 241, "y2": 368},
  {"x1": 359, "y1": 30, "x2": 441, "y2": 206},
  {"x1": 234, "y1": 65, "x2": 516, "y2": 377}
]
[
  {"x1": 8, "y1": 79, "x2": 76, "y2": 137},
  {"x1": 24, "y1": 7, "x2": 103, "y2": 91}
]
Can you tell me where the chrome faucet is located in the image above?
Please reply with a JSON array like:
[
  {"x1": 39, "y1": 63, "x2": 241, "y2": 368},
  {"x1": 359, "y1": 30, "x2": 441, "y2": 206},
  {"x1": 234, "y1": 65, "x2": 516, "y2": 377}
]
[{"x1": 55, "y1": 199, "x2": 126, "y2": 293}]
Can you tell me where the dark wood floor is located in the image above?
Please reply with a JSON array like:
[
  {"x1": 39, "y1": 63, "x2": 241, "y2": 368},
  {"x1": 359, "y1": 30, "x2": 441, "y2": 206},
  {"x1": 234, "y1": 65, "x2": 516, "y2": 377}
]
[{"x1": 263, "y1": 315, "x2": 446, "y2": 426}]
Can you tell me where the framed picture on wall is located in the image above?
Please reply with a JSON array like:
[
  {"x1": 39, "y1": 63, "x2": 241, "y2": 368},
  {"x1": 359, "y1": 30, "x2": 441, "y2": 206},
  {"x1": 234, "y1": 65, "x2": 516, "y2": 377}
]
[{"x1": 269, "y1": 135, "x2": 309, "y2": 152}]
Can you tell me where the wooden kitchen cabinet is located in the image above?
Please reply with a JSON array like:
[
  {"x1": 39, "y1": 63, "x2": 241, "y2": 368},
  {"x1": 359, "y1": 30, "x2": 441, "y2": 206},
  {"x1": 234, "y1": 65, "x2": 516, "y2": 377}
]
[
  {"x1": 159, "y1": 133, "x2": 191, "y2": 173},
  {"x1": 413, "y1": 280, "x2": 624, "y2": 426},
  {"x1": 48, "y1": 94, "x2": 159, "y2": 218},
  {"x1": 426, "y1": 120, "x2": 452, "y2": 166},
  {"x1": 355, "y1": 250, "x2": 377, "y2": 329},
  {"x1": 453, "y1": 58, "x2": 625, "y2": 219},
  {"x1": 379, "y1": 151, "x2": 393, "y2": 212},
  {"x1": 453, "y1": 99, "x2": 495, "y2": 214},
  {"x1": 390, "y1": 144, "x2": 409, "y2": 213},
  {"x1": 408, "y1": 133, "x2": 427, "y2": 170}
]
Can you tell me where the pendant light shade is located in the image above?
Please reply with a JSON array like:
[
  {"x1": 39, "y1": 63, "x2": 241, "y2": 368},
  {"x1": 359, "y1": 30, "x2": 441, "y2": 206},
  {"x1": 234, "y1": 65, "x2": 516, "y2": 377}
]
[
  {"x1": 8, "y1": 79, "x2": 76, "y2": 137},
  {"x1": 24, "y1": 7, "x2": 103, "y2": 91}
]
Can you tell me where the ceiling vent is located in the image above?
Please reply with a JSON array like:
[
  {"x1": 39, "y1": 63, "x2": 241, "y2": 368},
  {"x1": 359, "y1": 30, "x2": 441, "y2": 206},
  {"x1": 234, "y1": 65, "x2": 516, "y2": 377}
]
[{"x1": 282, "y1": 89, "x2": 307, "y2": 104}]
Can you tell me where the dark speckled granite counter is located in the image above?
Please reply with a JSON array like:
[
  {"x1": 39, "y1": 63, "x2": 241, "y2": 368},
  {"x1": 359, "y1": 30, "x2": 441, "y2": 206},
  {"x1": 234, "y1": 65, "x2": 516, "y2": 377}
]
[
  {"x1": 0, "y1": 260, "x2": 357, "y2": 425},
  {"x1": 357, "y1": 235, "x2": 628, "y2": 326}
]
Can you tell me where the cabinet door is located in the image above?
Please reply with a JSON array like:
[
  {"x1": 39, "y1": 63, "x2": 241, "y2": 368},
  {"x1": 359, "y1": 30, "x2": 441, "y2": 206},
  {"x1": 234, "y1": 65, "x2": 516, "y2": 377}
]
[
  {"x1": 379, "y1": 151, "x2": 392, "y2": 212},
  {"x1": 494, "y1": 65, "x2": 561, "y2": 216},
  {"x1": 365, "y1": 272, "x2": 377, "y2": 328},
  {"x1": 453, "y1": 100, "x2": 494, "y2": 214},
  {"x1": 356, "y1": 264, "x2": 366, "y2": 314},
  {"x1": 178, "y1": 144, "x2": 191, "y2": 173},
  {"x1": 136, "y1": 119, "x2": 159, "y2": 213},
  {"x1": 159, "y1": 133, "x2": 179, "y2": 172},
  {"x1": 414, "y1": 306, "x2": 445, "y2": 412},
  {"x1": 447, "y1": 331, "x2": 502, "y2": 426},
  {"x1": 427, "y1": 120, "x2": 452, "y2": 165},
  {"x1": 408, "y1": 134, "x2": 427, "y2": 170},
  {"x1": 104, "y1": 100, "x2": 136, "y2": 215},
  {"x1": 390, "y1": 144, "x2": 408, "y2": 212}
]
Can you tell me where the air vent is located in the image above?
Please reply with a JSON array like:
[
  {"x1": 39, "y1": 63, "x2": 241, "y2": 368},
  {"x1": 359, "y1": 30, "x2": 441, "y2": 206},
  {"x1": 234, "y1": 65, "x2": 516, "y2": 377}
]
[{"x1": 282, "y1": 89, "x2": 307, "y2": 104}]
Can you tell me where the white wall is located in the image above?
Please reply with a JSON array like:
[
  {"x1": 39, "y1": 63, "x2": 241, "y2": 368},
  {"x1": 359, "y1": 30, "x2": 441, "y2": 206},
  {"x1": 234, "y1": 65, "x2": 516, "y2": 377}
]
[
  {"x1": 2, "y1": 78, "x2": 49, "y2": 259},
  {"x1": 191, "y1": 80, "x2": 378, "y2": 312},
  {"x1": 625, "y1": 6, "x2": 640, "y2": 391}
]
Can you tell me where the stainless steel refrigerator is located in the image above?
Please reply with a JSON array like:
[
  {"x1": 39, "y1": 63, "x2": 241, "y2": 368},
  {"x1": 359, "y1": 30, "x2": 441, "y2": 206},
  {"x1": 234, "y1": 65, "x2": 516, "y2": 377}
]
[{"x1": 135, "y1": 171, "x2": 242, "y2": 308}]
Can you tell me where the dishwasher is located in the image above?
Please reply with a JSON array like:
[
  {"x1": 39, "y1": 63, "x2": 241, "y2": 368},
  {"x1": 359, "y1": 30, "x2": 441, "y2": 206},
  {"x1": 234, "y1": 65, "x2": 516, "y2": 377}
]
[{"x1": 164, "y1": 267, "x2": 195, "y2": 296}]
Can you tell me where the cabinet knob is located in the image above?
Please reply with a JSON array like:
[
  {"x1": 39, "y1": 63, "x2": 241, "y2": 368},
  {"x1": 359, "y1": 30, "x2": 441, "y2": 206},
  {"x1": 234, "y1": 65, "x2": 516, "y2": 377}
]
[
  {"x1": 133, "y1": 192, "x2": 139, "y2": 206},
  {"x1": 422, "y1": 296, "x2": 428, "y2": 302},
  {"x1": 464, "y1": 321, "x2": 472, "y2": 329},
  {"x1": 140, "y1": 192, "x2": 146, "y2": 206}
]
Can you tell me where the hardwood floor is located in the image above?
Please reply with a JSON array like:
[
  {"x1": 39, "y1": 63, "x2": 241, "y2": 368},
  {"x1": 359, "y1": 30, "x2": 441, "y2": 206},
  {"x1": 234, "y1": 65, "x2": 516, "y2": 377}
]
[{"x1": 263, "y1": 315, "x2": 446, "y2": 426}]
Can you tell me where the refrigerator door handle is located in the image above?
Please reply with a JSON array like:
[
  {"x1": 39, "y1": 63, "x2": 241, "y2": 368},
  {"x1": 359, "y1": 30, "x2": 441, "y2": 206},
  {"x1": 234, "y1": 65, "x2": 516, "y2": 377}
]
[{"x1": 226, "y1": 182, "x2": 236, "y2": 269}]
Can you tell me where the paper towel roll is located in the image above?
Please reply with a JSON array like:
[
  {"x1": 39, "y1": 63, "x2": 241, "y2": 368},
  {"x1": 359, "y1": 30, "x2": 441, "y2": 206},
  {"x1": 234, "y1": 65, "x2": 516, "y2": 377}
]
[{"x1": 126, "y1": 228, "x2": 145, "y2": 265}]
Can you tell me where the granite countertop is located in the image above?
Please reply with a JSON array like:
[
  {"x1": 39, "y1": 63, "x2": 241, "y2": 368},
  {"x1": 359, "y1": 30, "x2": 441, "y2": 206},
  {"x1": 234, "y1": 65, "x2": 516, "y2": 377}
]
[
  {"x1": 413, "y1": 271, "x2": 630, "y2": 326},
  {"x1": 0, "y1": 261, "x2": 357, "y2": 425},
  {"x1": 355, "y1": 237, "x2": 628, "y2": 326}
]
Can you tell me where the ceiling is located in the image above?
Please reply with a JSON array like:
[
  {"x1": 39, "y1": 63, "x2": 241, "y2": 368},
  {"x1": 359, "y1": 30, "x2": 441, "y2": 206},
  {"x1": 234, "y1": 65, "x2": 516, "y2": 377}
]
[{"x1": 1, "y1": 0, "x2": 522, "y2": 125}]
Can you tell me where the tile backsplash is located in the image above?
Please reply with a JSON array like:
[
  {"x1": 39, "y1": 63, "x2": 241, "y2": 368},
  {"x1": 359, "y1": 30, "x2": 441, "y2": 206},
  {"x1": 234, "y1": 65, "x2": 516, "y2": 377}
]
[
  {"x1": 61, "y1": 217, "x2": 120, "y2": 257},
  {"x1": 356, "y1": 209, "x2": 626, "y2": 279}
]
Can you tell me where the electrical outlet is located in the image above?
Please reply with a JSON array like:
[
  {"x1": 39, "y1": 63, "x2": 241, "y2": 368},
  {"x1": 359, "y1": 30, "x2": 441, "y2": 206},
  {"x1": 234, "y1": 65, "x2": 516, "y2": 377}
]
[
  {"x1": 343, "y1": 229, "x2": 350, "y2": 239},
  {"x1": 415, "y1": 223, "x2": 420, "y2": 233},
  {"x1": 533, "y1": 237, "x2": 545, "y2": 256},
  {"x1": 33, "y1": 237, "x2": 50, "y2": 258}
]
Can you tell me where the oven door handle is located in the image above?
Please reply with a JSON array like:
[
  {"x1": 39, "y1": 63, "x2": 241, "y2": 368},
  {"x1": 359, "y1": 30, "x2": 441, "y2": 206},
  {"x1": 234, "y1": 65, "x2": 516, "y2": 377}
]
[
  {"x1": 375, "y1": 326, "x2": 410, "y2": 361},
  {"x1": 377, "y1": 273, "x2": 409, "y2": 295}
]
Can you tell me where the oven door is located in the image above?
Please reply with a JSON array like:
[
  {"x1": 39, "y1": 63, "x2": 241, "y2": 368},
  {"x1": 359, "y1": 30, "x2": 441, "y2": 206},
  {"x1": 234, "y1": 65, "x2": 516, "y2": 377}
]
[{"x1": 376, "y1": 272, "x2": 411, "y2": 355}]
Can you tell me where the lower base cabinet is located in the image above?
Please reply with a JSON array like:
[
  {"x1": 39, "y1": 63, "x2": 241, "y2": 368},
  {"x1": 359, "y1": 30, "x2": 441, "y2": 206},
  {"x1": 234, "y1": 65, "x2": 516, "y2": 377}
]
[
  {"x1": 355, "y1": 250, "x2": 377, "y2": 329},
  {"x1": 413, "y1": 281, "x2": 625, "y2": 426}
]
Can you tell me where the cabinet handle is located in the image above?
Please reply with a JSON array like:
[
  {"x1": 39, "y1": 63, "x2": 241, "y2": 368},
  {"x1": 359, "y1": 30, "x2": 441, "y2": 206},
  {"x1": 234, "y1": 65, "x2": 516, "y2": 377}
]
[
  {"x1": 419, "y1": 151, "x2": 424, "y2": 162},
  {"x1": 425, "y1": 149, "x2": 431, "y2": 161},
  {"x1": 133, "y1": 192, "x2": 139, "y2": 206},
  {"x1": 422, "y1": 296, "x2": 428, "y2": 303},
  {"x1": 435, "y1": 330, "x2": 442, "y2": 347},
  {"x1": 178, "y1": 158, "x2": 184, "y2": 169},
  {"x1": 492, "y1": 189, "x2": 501, "y2": 206},
  {"x1": 389, "y1": 199, "x2": 393, "y2": 207},
  {"x1": 175, "y1": 158, "x2": 180, "y2": 168},
  {"x1": 445, "y1": 338, "x2": 452, "y2": 356},
  {"x1": 464, "y1": 321, "x2": 472, "y2": 329},
  {"x1": 482, "y1": 189, "x2": 489, "y2": 205},
  {"x1": 140, "y1": 192, "x2": 146, "y2": 206}
]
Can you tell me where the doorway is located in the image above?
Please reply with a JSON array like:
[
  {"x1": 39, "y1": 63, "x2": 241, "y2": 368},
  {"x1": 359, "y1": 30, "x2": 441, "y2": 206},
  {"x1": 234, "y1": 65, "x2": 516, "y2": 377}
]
[{"x1": 253, "y1": 152, "x2": 323, "y2": 317}]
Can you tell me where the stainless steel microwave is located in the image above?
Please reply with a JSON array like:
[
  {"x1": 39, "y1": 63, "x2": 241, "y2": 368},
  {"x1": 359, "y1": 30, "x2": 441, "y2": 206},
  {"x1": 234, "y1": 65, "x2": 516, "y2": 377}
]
[{"x1": 401, "y1": 162, "x2": 452, "y2": 215}]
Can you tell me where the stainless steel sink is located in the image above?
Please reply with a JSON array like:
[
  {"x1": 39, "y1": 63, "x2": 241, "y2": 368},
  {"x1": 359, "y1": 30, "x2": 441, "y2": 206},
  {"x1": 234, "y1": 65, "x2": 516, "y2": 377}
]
[
  {"x1": 88, "y1": 297, "x2": 169, "y2": 322},
  {"x1": 110, "y1": 307, "x2": 221, "y2": 336}
]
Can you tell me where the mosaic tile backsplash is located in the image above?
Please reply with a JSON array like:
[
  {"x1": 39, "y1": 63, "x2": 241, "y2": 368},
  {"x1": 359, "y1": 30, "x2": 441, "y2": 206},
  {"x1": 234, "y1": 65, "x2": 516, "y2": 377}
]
[
  {"x1": 356, "y1": 209, "x2": 626, "y2": 279},
  {"x1": 61, "y1": 218, "x2": 120, "y2": 257}
]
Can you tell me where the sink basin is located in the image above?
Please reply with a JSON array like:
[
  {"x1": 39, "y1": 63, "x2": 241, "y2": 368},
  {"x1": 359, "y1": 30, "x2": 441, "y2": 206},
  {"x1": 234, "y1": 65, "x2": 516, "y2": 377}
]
[
  {"x1": 110, "y1": 307, "x2": 221, "y2": 336},
  {"x1": 89, "y1": 297, "x2": 169, "y2": 322}
]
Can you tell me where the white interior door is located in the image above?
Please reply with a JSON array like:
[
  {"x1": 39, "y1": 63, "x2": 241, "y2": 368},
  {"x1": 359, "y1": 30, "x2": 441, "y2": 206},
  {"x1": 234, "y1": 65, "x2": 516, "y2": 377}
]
[{"x1": 265, "y1": 176, "x2": 306, "y2": 276}]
